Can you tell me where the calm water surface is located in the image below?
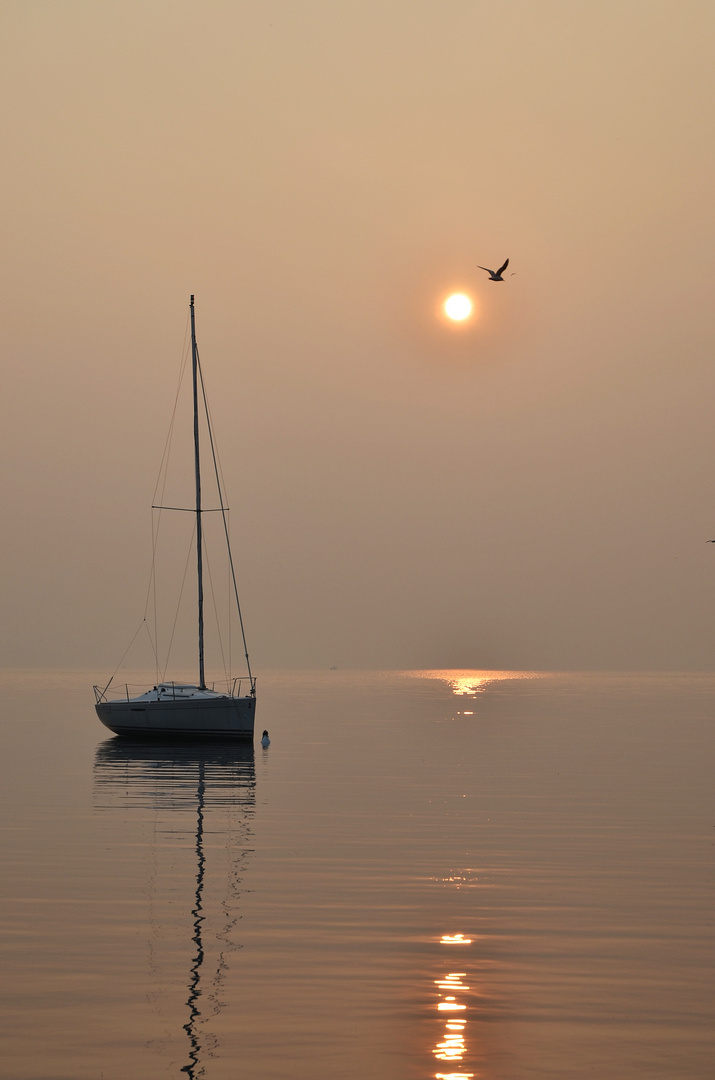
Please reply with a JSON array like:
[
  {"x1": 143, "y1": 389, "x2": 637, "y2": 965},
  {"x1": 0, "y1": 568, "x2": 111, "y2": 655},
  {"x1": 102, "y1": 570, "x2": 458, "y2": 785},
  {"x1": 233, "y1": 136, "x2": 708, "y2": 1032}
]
[{"x1": 0, "y1": 669, "x2": 714, "y2": 1079}]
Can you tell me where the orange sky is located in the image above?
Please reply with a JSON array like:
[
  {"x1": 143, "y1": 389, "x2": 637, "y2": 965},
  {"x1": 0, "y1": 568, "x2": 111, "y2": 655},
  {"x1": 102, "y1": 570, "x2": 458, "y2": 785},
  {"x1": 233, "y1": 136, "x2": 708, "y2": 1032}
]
[{"x1": 1, "y1": 1, "x2": 714, "y2": 671}]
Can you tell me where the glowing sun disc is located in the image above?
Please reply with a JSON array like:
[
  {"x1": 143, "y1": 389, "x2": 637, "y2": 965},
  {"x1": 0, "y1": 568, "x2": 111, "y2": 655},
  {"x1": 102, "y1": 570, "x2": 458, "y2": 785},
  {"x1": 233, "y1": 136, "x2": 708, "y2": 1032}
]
[{"x1": 444, "y1": 293, "x2": 472, "y2": 321}]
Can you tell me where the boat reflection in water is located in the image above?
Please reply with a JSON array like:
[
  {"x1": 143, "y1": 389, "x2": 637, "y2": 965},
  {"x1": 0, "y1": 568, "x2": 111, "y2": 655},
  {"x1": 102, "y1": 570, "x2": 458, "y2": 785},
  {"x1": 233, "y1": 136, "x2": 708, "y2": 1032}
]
[{"x1": 93, "y1": 739, "x2": 255, "y2": 1079}]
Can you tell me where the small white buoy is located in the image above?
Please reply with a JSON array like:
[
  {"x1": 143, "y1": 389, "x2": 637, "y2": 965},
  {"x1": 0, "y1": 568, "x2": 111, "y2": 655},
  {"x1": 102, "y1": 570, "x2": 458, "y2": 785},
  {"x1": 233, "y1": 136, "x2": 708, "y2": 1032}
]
[{"x1": 261, "y1": 729, "x2": 270, "y2": 747}]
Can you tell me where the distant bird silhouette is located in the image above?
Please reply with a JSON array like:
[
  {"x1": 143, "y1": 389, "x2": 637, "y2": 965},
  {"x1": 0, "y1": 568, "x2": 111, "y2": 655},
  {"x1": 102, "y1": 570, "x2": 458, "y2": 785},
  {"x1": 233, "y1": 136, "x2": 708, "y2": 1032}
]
[
  {"x1": 707, "y1": 540, "x2": 715, "y2": 543},
  {"x1": 478, "y1": 258, "x2": 509, "y2": 281},
  {"x1": 261, "y1": 729, "x2": 270, "y2": 747}
]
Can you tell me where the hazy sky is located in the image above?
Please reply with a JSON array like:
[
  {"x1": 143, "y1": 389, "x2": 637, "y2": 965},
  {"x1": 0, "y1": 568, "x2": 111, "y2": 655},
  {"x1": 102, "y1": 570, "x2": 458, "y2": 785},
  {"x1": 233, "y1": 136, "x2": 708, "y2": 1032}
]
[{"x1": 2, "y1": 1, "x2": 715, "y2": 672}]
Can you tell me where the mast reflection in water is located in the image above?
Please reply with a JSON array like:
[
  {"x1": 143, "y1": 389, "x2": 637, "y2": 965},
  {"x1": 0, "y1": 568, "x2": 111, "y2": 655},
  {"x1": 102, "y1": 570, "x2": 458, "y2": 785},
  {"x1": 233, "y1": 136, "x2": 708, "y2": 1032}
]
[{"x1": 93, "y1": 739, "x2": 255, "y2": 1078}]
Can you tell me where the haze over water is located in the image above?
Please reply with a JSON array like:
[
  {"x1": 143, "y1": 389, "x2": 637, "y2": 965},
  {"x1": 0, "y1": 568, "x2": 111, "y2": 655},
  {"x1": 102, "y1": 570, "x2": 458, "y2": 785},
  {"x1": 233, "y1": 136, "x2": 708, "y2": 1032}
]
[
  {"x1": 2, "y1": 3, "x2": 715, "y2": 673},
  {"x1": 2, "y1": 668, "x2": 713, "y2": 1079}
]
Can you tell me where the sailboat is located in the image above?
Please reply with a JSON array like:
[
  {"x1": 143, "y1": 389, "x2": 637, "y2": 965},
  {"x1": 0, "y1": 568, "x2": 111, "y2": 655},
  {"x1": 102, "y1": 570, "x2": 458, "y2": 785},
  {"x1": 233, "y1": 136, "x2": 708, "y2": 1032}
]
[{"x1": 93, "y1": 296, "x2": 257, "y2": 740}]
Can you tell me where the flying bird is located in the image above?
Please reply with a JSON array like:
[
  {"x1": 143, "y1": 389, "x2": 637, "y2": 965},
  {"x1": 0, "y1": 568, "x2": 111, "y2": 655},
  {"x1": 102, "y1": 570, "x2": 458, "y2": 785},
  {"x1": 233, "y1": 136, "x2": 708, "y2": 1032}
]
[{"x1": 478, "y1": 258, "x2": 509, "y2": 281}]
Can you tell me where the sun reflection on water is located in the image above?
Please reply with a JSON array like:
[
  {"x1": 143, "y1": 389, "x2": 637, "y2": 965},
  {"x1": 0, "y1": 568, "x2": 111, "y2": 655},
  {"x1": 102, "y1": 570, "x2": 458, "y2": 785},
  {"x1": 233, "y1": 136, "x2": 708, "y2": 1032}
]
[
  {"x1": 405, "y1": 669, "x2": 541, "y2": 698},
  {"x1": 435, "y1": 975, "x2": 470, "y2": 990},
  {"x1": 431, "y1": 935, "x2": 476, "y2": 1080}
]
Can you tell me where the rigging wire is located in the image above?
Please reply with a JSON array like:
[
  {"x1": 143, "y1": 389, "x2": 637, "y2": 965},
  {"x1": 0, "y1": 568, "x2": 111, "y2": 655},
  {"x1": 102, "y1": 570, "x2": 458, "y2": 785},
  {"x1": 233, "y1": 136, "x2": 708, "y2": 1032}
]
[
  {"x1": 99, "y1": 619, "x2": 157, "y2": 697},
  {"x1": 202, "y1": 531, "x2": 230, "y2": 685},
  {"x1": 196, "y1": 347, "x2": 253, "y2": 682},
  {"x1": 149, "y1": 319, "x2": 192, "y2": 678},
  {"x1": 100, "y1": 314, "x2": 192, "y2": 689},
  {"x1": 161, "y1": 519, "x2": 197, "y2": 682}
]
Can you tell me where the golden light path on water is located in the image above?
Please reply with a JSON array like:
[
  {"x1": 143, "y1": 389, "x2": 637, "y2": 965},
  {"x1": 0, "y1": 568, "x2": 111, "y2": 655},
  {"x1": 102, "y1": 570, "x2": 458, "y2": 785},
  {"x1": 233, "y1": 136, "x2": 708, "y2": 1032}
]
[
  {"x1": 432, "y1": 934, "x2": 475, "y2": 1080},
  {"x1": 405, "y1": 669, "x2": 542, "y2": 698},
  {"x1": 402, "y1": 687, "x2": 527, "y2": 1079}
]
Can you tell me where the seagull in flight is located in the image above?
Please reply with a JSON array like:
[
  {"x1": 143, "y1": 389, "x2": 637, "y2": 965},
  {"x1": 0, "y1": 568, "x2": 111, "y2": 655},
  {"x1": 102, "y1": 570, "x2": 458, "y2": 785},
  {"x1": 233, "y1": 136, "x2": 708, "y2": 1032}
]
[{"x1": 478, "y1": 258, "x2": 509, "y2": 281}]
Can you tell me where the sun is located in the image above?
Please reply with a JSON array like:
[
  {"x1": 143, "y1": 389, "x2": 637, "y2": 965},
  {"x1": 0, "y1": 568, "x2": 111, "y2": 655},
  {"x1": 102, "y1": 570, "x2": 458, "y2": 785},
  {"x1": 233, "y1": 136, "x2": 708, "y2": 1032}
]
[{"x1": 444, "y1": 293, "x2": 473, "y2": 321}]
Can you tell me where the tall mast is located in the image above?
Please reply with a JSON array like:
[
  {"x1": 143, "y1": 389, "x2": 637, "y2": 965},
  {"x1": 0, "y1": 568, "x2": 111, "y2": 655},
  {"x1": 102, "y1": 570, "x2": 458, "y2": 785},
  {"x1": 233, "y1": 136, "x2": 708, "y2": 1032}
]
[{"x1": 190, "y1": 295, "x2": 206, "y2": 690}]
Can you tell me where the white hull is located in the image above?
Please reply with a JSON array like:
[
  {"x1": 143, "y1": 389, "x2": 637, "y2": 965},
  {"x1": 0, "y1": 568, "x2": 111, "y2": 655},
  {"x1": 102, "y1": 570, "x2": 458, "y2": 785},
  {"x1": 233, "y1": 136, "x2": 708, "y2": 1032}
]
[{"x1": 95, "y1": 689, "x2": 256, "y2": 740}]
